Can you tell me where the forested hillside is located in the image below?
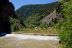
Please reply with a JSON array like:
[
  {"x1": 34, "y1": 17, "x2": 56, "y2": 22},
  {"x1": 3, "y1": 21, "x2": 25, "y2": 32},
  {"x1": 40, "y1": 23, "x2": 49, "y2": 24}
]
[{"x1": 16, "y1": 2, "x2": 59, "y2": 28}]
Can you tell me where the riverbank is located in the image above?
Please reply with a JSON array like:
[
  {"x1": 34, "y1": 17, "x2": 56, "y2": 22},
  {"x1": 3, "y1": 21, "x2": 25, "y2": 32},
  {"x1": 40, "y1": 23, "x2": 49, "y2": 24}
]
[{"x1": 0, "y1": 34, "x2": 59, "y2": 48}]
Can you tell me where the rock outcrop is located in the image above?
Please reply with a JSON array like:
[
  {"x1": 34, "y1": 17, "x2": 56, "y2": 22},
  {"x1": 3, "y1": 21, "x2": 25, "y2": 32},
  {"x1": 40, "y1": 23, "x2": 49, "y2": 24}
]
[
  {"x1": 0, "y1": 0, "x2": 16, "y2": 34},
  {"x1": 42, "y1": 9, "x2": 63, "y2": 25}
]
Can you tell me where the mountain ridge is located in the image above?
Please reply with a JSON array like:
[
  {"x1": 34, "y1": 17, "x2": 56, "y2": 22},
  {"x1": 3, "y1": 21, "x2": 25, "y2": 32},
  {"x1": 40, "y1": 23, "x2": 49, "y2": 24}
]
[{"x1": 16, "y1": 2, "x2": 60, "y2": 28}]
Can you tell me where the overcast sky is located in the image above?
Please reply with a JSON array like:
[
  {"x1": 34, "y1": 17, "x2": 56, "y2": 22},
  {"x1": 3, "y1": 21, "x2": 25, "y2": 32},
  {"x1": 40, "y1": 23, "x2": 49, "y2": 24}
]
[{"x1": 10, "y1": 0, "x2": 58, "y2": 10}]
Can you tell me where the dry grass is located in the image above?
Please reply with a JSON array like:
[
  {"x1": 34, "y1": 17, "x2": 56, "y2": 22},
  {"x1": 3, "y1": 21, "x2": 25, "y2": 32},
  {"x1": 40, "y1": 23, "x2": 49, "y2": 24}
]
[
  {"x1": 0, "y1": 37, "x2": 59, "y2": 48},
  {"x1": 14, "y1": 27, "x2": 58, "y2": 35}
]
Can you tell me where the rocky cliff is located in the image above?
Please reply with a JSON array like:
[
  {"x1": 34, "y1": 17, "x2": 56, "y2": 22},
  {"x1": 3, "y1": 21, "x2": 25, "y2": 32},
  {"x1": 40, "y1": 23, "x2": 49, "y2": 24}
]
[{"x1": 0, "y1": 0, "x2": 16, "y2": 34}]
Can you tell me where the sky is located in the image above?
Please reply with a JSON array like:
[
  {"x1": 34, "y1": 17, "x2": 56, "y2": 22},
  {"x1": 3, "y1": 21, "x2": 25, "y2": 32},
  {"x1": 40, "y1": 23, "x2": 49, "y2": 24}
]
[{"x1": 10, "y1": 0, "x2": 58, "y2": 10}]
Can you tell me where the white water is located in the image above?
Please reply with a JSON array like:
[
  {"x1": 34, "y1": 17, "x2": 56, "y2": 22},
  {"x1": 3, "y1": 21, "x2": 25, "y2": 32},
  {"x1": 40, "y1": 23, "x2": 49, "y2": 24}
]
[{"x1": 4, "y1": 34, "x2": 59, "y2": 41}]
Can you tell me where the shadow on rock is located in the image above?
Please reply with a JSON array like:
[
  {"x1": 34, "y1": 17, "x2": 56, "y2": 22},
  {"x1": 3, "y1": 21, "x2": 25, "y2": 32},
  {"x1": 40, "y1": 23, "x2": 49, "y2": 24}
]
[{"x1": 0, "y1": 32, "x2": 11, "y2": 37}]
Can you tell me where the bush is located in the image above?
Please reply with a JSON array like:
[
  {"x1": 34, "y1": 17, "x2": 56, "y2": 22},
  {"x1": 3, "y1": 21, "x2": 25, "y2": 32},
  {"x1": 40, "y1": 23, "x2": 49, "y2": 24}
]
[
  {"x1": 58, "y1": 0, "x2": 72, "y2": 48},
  {"x1": 9, "y1": 17, "x2": 24, "y2": 31},
  {"x1": 59, "y1": 21, "x2": 72, "y2": 48}
]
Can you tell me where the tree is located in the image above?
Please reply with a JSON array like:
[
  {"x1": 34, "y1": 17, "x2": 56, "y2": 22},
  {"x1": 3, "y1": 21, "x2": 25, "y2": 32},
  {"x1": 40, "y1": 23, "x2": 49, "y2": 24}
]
[{"x1": 58, "y1": 0, "x2": 72, "y2": 48}]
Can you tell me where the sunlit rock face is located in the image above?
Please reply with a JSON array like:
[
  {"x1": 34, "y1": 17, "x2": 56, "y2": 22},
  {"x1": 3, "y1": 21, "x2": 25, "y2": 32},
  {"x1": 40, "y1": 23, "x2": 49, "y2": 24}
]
[{"x1": 0, "y1": 0, "x2": 16, "y2": 34}]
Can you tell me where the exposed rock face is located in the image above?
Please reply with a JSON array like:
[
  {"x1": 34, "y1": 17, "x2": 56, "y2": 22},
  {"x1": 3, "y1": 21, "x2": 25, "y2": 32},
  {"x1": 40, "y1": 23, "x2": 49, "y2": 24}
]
[
  {"x1": 0, "y1": 0, "x2": 16, "y2": 34},
  {"x1": 42, "y1": 10, "x2": 63, "y2": 25}
]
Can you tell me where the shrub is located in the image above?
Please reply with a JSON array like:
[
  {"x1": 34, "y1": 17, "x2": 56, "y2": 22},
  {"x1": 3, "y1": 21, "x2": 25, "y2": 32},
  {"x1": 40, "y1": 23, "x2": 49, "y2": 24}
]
[{"x1": 58, "y1": 0, "x2": 72, "y2": 48}]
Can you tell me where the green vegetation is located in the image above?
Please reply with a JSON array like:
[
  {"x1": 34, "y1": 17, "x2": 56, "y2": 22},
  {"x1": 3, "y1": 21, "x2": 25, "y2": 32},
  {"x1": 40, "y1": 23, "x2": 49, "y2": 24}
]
[
  {"x1": 16, "y1": 2, "x2": 59, "y2": 28},
  {"x1": 10, "y1": 2, "x2": 59, "y2": 32},
  {"x1": 9, "y1": 17, "x2": 24, "y2": 31},
  {"x1": 56, "y1": 0, "x2": 72, "y2": 48},
  {"x1": 9, "y1": 2, "x2": 60, "y2": 36},
  {"x1": 13, "y1": 27, "x2": 58, "y2": 35}
]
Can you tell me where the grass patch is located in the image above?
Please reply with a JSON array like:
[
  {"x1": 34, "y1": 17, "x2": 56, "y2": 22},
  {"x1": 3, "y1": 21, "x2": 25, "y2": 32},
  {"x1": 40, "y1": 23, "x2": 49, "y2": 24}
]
[{"x1": 13, "y1": 27, "x2": 58, "y2": 35}]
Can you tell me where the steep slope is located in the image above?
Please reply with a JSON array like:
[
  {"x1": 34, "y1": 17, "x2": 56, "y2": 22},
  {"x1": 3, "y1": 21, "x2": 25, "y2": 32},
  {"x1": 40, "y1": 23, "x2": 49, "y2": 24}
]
[
  {"x1": 42, "y1": 10, "x2": 62, "y2": 25},
  {"x1": 16, "y1": 2, "x2": 59, "y2": 27},
  {"x1": 42, "y1": 10, "x2": 57, "y2": 24}
]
